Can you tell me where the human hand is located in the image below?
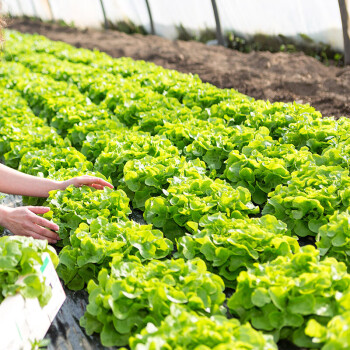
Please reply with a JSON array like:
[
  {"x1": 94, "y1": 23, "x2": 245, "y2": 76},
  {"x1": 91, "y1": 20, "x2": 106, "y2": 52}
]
[
  {"x1": 0, "y1": 206, "x2": 60, "y2": 244},
  {"x1": 61, "y1": 175, "x2": 114, "y2": 190}
]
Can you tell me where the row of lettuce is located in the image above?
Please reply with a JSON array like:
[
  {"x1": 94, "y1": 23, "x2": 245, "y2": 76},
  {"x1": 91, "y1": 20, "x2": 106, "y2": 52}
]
[{"x1": 1, "y1": 30, "x2": 350, "y2": 349}]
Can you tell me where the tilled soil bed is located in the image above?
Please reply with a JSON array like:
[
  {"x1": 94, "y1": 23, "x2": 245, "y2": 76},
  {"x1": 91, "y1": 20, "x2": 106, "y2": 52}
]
[{"x1": 7, "y1": 18, "x2": 350, "y2": 119}]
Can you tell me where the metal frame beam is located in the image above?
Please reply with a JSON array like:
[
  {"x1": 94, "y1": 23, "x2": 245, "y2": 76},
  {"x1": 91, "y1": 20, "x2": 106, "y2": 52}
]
[
  {"x1": 211, "y1": 0, "x2": 224, "y2": 45},
  {"x1": 339, "y1": 0, "x2": 350, "y2": 65},
  {"x1": 145, "y1": 0, "x2": 155, "y2": 35},
  {"x1": 99, "y1": 0, "x2": 109, "y2": 29}
]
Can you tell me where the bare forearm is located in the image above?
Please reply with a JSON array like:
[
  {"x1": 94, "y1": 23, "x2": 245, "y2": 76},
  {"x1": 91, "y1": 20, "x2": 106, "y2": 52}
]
[{"x1": 0, "y1": 164, "x2": 65, "y2": 197}]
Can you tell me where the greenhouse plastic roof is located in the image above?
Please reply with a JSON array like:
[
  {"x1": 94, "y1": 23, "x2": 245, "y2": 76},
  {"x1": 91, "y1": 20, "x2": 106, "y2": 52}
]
[{"x1": 2, "y1": 0, "x2": 345, "y2": 51}]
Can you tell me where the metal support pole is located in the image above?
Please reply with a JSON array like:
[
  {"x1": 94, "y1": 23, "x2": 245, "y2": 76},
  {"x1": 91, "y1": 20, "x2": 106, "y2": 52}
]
[
  {"x1": 211, "y1": 0, "x2": 224, "y2": 46},
  {"x1": 145, "y1": 0, "x2": 155, "y2": 35},
  {"x1": 339, "y1": 0, "x2": 350, "y2": 65},
  {"x1": 99, "y1": 0, "x2": 109, "y2": 29},
  {"x1": 46, "y1": 0, "x2": 55, "y2": 21}
]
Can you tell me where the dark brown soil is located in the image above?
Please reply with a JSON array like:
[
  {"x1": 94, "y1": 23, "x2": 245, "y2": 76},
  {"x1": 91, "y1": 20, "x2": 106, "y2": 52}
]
[{"x1": 7, "y1": 18, "x2": 350, "y2": 118}]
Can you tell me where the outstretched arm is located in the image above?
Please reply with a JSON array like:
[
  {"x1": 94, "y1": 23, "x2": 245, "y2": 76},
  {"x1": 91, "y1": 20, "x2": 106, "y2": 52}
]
[
  {"x1": 0, "y1": 164, "x2": 113, "y2": 197},
  {"x1": 0, "y1": 164, "x2": 113, "y2": 243}
]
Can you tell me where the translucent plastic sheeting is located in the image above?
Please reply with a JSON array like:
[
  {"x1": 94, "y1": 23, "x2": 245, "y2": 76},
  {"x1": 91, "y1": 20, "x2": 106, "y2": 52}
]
[
  {"x1": 2, "y1": 0, "x2": 22, "y2": 17},
  {"x1": 32, "y1": 0, "x2": 53, "y2": 21},
  {"x1": 102, "y1": 0, "x2": 151, "y2": 32},
  {"x1": 49, "y1": 0, "x2": 104, "y2": 28},
  {"x1": 3, "y1": 0, "x2": 36, "y2": 17},
  {"x1": 3, "y1": 0, "x2": 52, "y2": 20},
  {"x1": 217, "y1": 0, "x2": 344, "y2": 51},
  {"x1": 3, "y1": 0, "x2": 345, "y2": 51},
  {"x1": 148, "y1": 0, "x2": 215, "y2": 39}
]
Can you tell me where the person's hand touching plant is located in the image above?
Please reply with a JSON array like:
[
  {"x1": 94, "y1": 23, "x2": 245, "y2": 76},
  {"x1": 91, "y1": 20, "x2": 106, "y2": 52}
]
[{"x1": 0, "y1": 164, "x2": 113, "y2": 243}]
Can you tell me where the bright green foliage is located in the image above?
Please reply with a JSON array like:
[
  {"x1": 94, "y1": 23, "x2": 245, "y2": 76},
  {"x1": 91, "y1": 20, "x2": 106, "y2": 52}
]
[
  {"x1": 44, "y1": 186, "x2": 131, "y2": 243},
  {"x1": 263, "y1": 164, "x2": 350, "y2": 237},
  {"x1": 144, "y1": 174, "x2": 258, "y2": 241},
  {"x1": 19, "y1": 147, "x2": 92, "y2": 178},
  {"x1": 18, "y1": 146, "x2": 93, "y2": 205},
  {"x1": 57, "y1": 218, "x2": 173, "y2": 290},
  {"x1": 80, "y1": 129, "x2": 124, "y2": 162},
  {"x1": 0, "y1": 87, "x2": 44, "y2": 127},
  {"x1": 280, "y1": 116, "x2": 350, "y2": 154},
  {"x1": 305, "y1": 312, "x2": 350, "y2": 350},
  {"x1": 0, "y1": 61, "x2": 113, "y2": 138},
  {"x1": 317, "y1": 210, "x2": 350, "y2": 266},
  {"x1": 0, "y1": 87, "x2": 57, "y2": 167},
  {"x1": 317, "y1": 138, "x2": 350, "y2": 169},
  {"x1": 303, "y1": 290, "x2": 350, "y2": 349},
  {"x1": 94, "y1": 132, "x2": 179, "y2": 186},
  {"x1": 156, "y1": 119, "x2": 269, "y2": 174},
  {"x1": 7, "y1": 30, "x2": 350, "y2": 350},
  {"x1": 119, "y1": 156, "x2": 206, "y2": 209},
  {"x1": 206, "y1": 100, "x2": 322, "y2": 139},
  {"x1": 16, "y1": 71, "x2": 111, "y2": 136},
  {"x1": 178, "y1": 83, "x2": 242, "y2": 109},
  {"x1": 227, "y1": 246, "x2": 350, "y2": 347},
  {"x1": 80, "y1": 257, "x2": 226, "y2": 346},
  {"x1": 5, "y1": 30, "x2": 116, "y2": 66},
  {"x1": 5, "y1": 50, "x2": 121, "y2": 103},
  {"x1": 0, "y1": 86, "x2": 68, "y2": 168},
  {"x1": 0, "y1": 61, "x2": 29, "y2": 88},
  {"x1": 224, "y1": 150, "x2": 290, "y2": 204},
  {"x1": 68, "y1": 118, "x2": 124, "y2": 149},
  {"x1": 109, "y1": 88, "x2": 182, "y2": 127},
  {"x1": 224, "y1": 144, "x2": 314, "y2": 204},
  {"x1": 0, "y1": 126, "x2": 68, "y2": 169},
  {"x1": 129, "y1": 304, "x2": 278, "y2": 350},
  {"x1": 176, "y1": 213, "x2": 299, "y2": 287},
  {"x1": 0, "y1": 236, "x2": 58, "y2": 306}
]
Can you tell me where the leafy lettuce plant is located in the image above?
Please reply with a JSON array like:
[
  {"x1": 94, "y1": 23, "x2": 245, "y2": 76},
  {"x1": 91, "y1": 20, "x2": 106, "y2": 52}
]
[
  {"x1": 110, "y1": 88, "x2": 182, "y2": 127},
  {"x1": 80, "y1": 129, "x2": 125, "y2": 162},
  {"x1": 317, "y1": 210, "x2": 350, "y2": 266},
  {"x1": 263, "y1": 164, "x2": 350, "y2": 237},
  {"x1": 80, "y1": 257, "x2": 226, "y2": 347},
  {"x1": 51, "y1": 104, "x2": 111, "y2": 137},
  {"x1": 94, "y1": 132, "x2": 179, "y2": 186},
  {"x1": 57, "y1": 217, "x2": 173, "y2": 290},
  {"x1": 19, "y1": 147, "x2": 93, "y2": 178},
  {"x1": 224, "y1": 150, "x2": 290, "y2": 204},
  {"x1": 0, "y1": 235, "x2": 58, "y2": 307},
  {"x1": 280, "y1": 116, "x2": 350, "y2": 154},
  {"x1": 227, "y1": 245, "x2": 350, "y2": 348},
  {"x1": 224, "y1": 139, "x2": 316, "y2": 205},
  {"x1": 144, "y1": 174, "x2": 259, "y2": 241},
  {"x1": 176, "y1": 213, "x2": 299, "y2": 287},
  {"x1": 241, "y1": 138, "x2": 314, "y2": 171},
  {"x1": 156, "y1": 118, "x2": 267, "y2": 174},
  {"x1": 305, "y1": 290, "x2": 350, "y2": 349},
  {"x1": 68, "y1": 118, "x2": 124, "y2": 149},
  {"x1": 305, "y1": 312, "x2": 350, "y2": 350},
  {"x1": 316, "y1": 138, "x2": 350, "y2": 169},
  {"x1": 18, "y1": 147, "x2": 95, "y2": 205},
  {"x1": 129, "y1": 304, "x2": 278, "y2": 350},
  {"x1": 119, "y1": 156, "x2": 206, "y2": 210},
  {"x1": 44, "y1": 186, "x2": 131, "y2": 243}
]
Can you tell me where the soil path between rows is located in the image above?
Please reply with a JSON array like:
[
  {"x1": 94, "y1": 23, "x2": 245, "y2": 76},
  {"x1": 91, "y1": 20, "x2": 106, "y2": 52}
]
[{"x1": 7, "y1": 18, "x2": 350, "y2": 119}]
